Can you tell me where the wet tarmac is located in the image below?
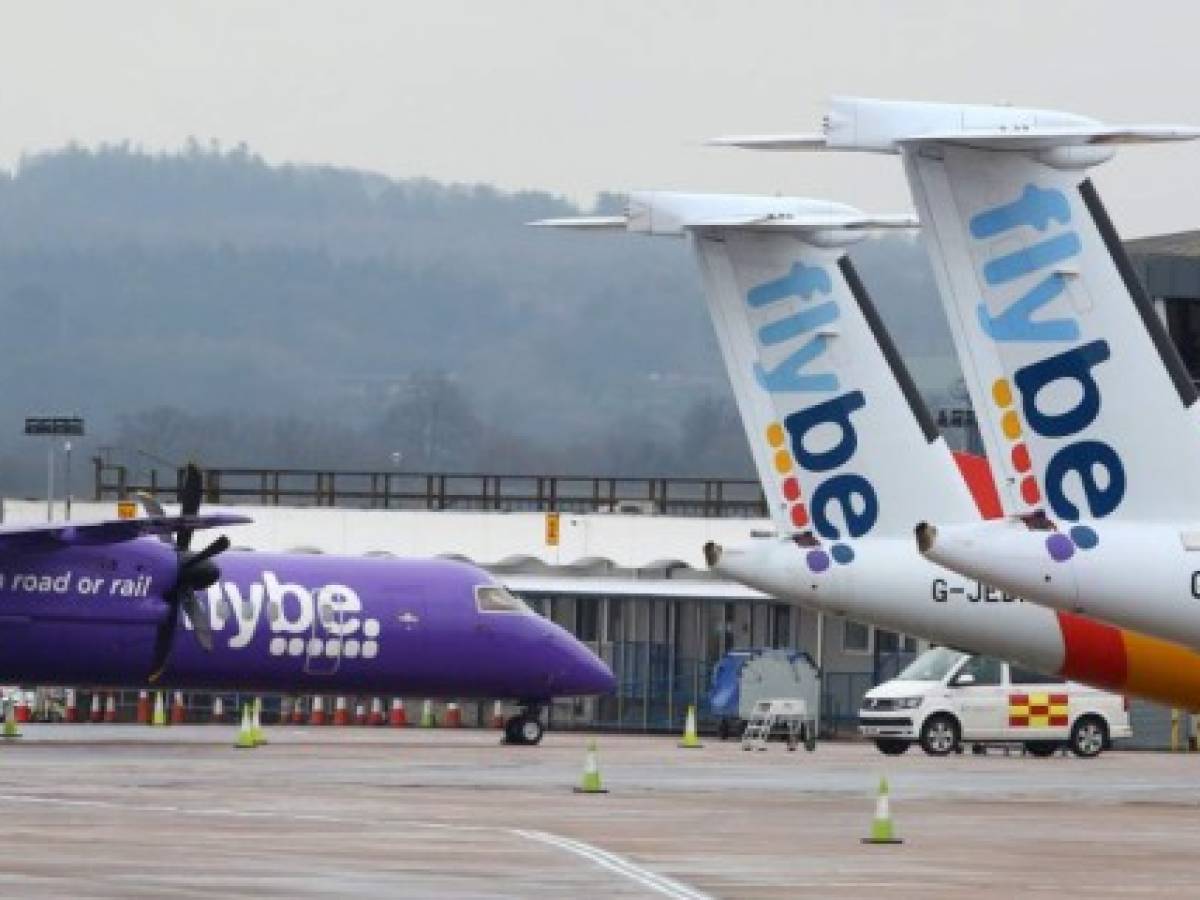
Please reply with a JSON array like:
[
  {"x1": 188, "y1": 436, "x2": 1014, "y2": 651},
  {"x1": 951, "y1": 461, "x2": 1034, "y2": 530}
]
[{"x1": 0, "y1": 724, "x2": 1195, "y2": 897}]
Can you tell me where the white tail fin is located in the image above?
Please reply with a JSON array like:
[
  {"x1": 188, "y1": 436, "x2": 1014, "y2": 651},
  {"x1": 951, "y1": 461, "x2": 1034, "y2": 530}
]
[
  {"x1": 535, "y1": 192, "x2": 976, "y2": 553},
  {"x1": 714, "y1": 98, "x2": 1200, "y2": 525}
]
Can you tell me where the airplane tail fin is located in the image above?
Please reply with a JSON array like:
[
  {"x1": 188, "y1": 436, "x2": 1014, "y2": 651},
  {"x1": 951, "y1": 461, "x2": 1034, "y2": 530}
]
[
  {"x1": 536, "y1": 191, "x2": 978, "y2": 548},
  {"x1": 713, "y1": 98, "x2": 1200, "y2": 524}
]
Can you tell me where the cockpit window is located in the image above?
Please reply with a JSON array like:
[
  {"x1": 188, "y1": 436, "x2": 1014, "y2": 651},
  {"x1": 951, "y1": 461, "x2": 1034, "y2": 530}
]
[{"x1": 475, "y1": 584, "x2": 532, "y2": 614}]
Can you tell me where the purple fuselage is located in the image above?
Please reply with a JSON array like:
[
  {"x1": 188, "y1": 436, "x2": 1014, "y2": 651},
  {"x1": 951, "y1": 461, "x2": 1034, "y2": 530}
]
[{"x1": 0, "y1": 540, "x2": 614, "y2": 699}]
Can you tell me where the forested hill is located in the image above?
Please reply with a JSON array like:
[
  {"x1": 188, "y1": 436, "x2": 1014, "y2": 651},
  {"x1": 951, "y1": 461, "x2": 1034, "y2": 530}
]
[{"x1": 0, "y1": 143, "x2": 959, "y2": 494}]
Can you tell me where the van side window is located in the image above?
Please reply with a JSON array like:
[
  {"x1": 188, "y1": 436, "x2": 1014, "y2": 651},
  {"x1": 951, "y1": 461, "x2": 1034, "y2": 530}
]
[
  {"x1": 1009, "y1": 665, "x2": 1067, "y2": 685},
  {"x1": 953, "y1": 655, "x2": 1002, "y2": 686}
]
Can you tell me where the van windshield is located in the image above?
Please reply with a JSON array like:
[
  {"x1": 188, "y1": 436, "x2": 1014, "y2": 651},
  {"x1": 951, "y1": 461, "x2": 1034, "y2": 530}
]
[{"x1": 897, "y1": 647, "x2": 966, "y2": 682}]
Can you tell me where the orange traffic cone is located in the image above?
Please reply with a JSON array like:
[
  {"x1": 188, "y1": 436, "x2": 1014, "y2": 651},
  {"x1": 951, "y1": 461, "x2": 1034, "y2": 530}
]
[
  {"x1": 136, "y1": 690, "x2": 151, "y2": 725},
  {"x1": 64, "y1": 689, "x2": 79, "y2": 723},
  {"x1": 310, "y1": 696, "x2": 326, "y2": 726},
  {"x1": 368, "y1": 697, "x2": 384, "y2": 726},
  {"x1": 104, "y1": 694, "x2": 117, "y2": 723},
  {"x1": 490, "y1": 700, "x2": 505, "y2": 729},
  {"x1": 171, "y1": 692, "x2": 186, "y2": 724},
  {"x1": 89, "y1": 693, "x2": 102, "y2": 723},
  {"x1": 354, "y1": 701, "x2": 366, "y2": 726},
  {"x1": 15, "y1": 694, "x2": 31, "y2": 724},
  {"x1": 389, "y1": 698, "x2": 407, "y2": 727},
  {"x1": 333, "y1": 697, "x2": 349, "y2": 726},
  {"x1": 444, "y1": 702, "x2": 462, "y2": 728}
]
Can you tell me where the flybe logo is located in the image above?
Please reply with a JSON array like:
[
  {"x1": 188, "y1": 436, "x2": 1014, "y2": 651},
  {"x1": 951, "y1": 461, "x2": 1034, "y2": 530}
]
[
  {"x1": 196, "y1": 571, "x2": 383, "y2": 660},
  {"x1": 969, "y1": 183, "x2": 1118, "y2": 562},
  {"x1": 748, "y1": 261, "x2": 876, "y2": 573}
]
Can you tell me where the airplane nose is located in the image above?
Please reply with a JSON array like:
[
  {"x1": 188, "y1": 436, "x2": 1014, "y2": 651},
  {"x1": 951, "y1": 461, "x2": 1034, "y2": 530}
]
[{"x1": 551, "y1": 629, "x2": 616, "y2": 695}]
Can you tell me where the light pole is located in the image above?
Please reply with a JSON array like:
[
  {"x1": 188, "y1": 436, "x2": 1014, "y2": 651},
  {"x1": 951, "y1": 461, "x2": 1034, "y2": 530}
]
[
  {"x1": 24, "y1": 417, "x2": 85, "y2": 523},
  {"x1": 63, "y1": 440, "x2": 73, "y2": 520}
]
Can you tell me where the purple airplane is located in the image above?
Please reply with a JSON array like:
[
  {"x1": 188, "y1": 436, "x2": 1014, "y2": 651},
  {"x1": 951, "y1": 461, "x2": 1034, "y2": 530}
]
[{"x1": 0, "y1": 466, "x2": 614, "y2": 744}]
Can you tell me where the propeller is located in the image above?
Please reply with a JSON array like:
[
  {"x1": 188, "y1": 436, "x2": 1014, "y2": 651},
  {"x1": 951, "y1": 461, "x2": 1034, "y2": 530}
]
[{"x1": 140, "y1": 462, "x2": 235, "y2": 680}]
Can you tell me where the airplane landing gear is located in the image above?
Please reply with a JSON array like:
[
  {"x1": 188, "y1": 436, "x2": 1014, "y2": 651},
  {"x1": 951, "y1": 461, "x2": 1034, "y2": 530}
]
[{"x1": 503, "y1": 703, "x2": 546, "y2": 745}]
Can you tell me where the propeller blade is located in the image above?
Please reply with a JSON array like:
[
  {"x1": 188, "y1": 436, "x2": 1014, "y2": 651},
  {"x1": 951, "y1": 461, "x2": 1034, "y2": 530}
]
[
  {"x1": 148, "y1": 599, "x2": 181, "y2": 683},
  {"x1": 150, "y1": 530, "x2": 233, "y2": 679},
  {"x1": 133, "y1": 491, "x2": 166, "y2": 518},
  {"x1": 182, "y1": 592, "x2": 214, "y2": 652},
  {"x1": 186, "y1": 534, "x2": 231, "y2": 571},
  {"x1": 132, "y1": 492, "x2": 173, "y2": 545},
  {"x1": 177, "y1": 463, "x2": 203, "y2": 549}
]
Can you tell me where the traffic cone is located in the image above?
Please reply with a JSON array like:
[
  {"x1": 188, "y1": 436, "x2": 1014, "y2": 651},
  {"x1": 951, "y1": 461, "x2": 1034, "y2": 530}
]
[
  {"x1": 310, "y1": 696, "x2": 326, "y2": 726},
  {"x1": 444, "y1": 702, "x2": 461, "y2": 728},
  {"x1": 15, "y1": 694, "x2": 30, "y2": 724},
  {"x1": 89, "y1": 693, "x2": 102, "y2": 723},
  {"x1": 333, "y1": 697, "x2": 349, "y2": 727},
  {"x1": 420, "y1": 699, "x2": 435, "y2": 728},
  {"x1": 152, "y1": 692, "x2": 167, "y2": 726},
  {"x1": 234, "y1": 703, "x2": 256, "y2": 749},
  {"x1": 573, "y1": 740, "x2": 608, "y2": 794},
  {"x1": 389, "y1": 698, "x2": 407, "y2": 727},
  {"x1": 136, "y1": 690, "x2": 151, "y2": 725},
  {"x1": 678, "y1": 704, "x2": 703, "y2": 749},
  {"x1": 3, "y1": 698, "x2": 22, "y2": 740},
  {"x1": 291, "y1": 696, "x2": 306, "y2": 725},
  {"x1": 104, "y1": 694, "x2": 117, "y2": 723},
  {"x1": 368, "y1": 697, "x2": 384, "y2": 726},
  {"x1": 212, "y1": 696, "x2": 225, "y2": 724},
  {"x1": 64, "y1": 689, "x2": 78, "y2": 723},
  {"x1": 490, "y1": 700, "x2": 505, "y2": 729},
  {"x1": 171, "y1": 691, "x2": 186, "y2": 724},
  {"x1": 354, "y1": 701, "x2": 366, "y2": 726},
  {"x1": 862, "y1": 776, "x2": 903, "y2": 845},
  {"x1": 251, "y1": 697, "x2": 266, "y2": 746}
]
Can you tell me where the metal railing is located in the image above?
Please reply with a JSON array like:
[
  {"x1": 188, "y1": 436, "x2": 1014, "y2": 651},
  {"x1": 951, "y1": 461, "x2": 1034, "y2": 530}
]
[{"x1": 93, "y1": 459, "x2": 769, "y2": 518}]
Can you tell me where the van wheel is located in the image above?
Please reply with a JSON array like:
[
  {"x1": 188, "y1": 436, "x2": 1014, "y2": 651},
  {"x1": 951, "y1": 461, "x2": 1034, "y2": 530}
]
[
  {"x1": 1024, "y1": 741, "x2": 1060, "y2": 758},
  {"x1": 874, "y1": 738, "x2": 910, "y2": 756},
  {"x1": 919, "y1": 714, "x2": 960, "y2": 756},
  {"x1": 1069, "y1": 716, "x2": 1107, "y2": 758}
]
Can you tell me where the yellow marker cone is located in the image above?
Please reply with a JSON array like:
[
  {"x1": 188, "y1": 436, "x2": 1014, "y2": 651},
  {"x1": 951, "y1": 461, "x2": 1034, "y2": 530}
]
[
  {"x1": 234, "y1": 703, "x2": 256, "y2": 749},
  {"x1": 251, "y1": 697, "x2": 266, "y2": 746},
  {"x1": 2, "y1": 698, "x2": 22, "y2": 740},
  {"x1": 862, "y1": 776, "x2": 903, "y2": 844},
  {"x1": 678, "y1": 704, "x2": 703, "y2": 749},
  {"x1": 152, "y1": 692, "x2": 167, "y2": 726},
  {"x1": 573, "y1": 740, "x2": 608, "y2": 794}
]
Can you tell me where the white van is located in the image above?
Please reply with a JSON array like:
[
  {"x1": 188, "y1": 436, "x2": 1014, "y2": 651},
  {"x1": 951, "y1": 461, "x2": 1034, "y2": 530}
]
[{"x1": 858, "y1": 647, "x2": 1132, "y2": 758}]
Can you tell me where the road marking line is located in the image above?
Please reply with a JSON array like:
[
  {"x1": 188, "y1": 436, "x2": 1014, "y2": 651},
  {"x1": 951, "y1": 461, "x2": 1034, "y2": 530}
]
[
  {"x1": 514, "y1": 828, "x2": 711, "y2": 900},
  {"x1": 0, "y1": 793, "x2": 711, "y2": 898}
]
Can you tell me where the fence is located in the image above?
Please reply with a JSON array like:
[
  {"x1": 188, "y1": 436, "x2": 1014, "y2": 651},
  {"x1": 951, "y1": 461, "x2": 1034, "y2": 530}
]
[{"x1": 92, "y1": 459, "x2": 768, "y2": 518}]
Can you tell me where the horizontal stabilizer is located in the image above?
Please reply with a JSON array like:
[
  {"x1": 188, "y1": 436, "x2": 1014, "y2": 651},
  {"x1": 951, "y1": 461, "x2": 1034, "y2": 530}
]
[
  {"x1": 0, "y1": 513, "x2": 252, "y2": 553},
  {"x1": 709, "y1": 98, "x2": 1200, "y2": 156},
  {"x1": 528, "y1": 216, "x2": 629, "y2": 229},
  {"x1": 705, "y1": 133, "x2": 829, "y2": 151},
  {"x1": 532, "y1": 194, "x2": 915, "y2": 239},
  {"x1": 692, "y1": 212, "x2": 918, "y2": 233}
]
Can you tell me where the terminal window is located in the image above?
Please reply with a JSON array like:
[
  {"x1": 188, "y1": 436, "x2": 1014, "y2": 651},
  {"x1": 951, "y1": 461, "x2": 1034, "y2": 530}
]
[{"x1": 843, "y1": 620, "x2": 870, "y2": 653}]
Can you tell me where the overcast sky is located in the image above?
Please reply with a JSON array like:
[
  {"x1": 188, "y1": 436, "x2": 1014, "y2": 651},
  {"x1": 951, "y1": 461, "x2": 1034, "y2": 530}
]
[{"x1": 2, "y1": 0, "x2": 1198, "y2": 236}]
